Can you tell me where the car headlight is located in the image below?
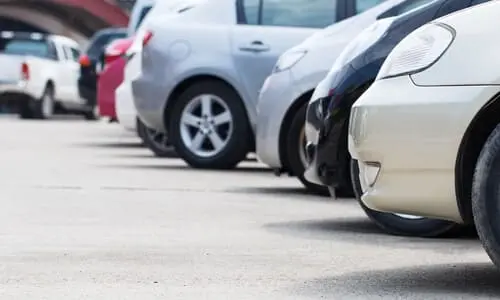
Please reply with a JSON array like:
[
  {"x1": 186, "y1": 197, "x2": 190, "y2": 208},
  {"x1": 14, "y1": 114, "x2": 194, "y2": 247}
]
[
  {"x1": 273, "y1": 50, "x2": 307, "y2": 73},
  {"x1": 327, "y1": 17, "x2": 395, "y2": 76},
  {"x1": 376, "y1": 22, "x2": 455, "y2": 80}
]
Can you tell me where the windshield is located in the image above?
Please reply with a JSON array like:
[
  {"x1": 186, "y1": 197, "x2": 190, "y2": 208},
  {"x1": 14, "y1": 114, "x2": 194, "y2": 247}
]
[{"x1": 0, "y1": 38, "x2": 48, "y2": 57}]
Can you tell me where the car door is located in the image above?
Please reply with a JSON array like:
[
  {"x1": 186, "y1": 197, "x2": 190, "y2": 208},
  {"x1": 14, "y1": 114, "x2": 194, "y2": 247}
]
[
  {"x1": 231, "y1": 0, "x2": 345, "y2": 106},
  {"x1": 51, "y1": 41, "x2": 72, "y2": 101},
  {"x1": 66, "y1": 46, "x2": 85, "y2": 105}
]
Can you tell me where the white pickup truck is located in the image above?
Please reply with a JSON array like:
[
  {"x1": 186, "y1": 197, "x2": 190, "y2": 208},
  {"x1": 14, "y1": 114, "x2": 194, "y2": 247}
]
[{"x1": 0, "y1": 31, "x2": 91, "y2": 119}]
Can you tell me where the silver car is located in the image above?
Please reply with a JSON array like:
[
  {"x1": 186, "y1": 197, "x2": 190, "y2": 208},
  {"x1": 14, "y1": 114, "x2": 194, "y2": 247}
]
[
  {"x1": 132, "y1": 0, "x2": 378, "y2": 169},
  {"x1": 255, "y1": 0, "x2": 424, "y2": 195}
]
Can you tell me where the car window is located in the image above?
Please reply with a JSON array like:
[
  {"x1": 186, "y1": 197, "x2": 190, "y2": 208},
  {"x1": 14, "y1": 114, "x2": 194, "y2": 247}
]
[
  {"x1": 0, "y1": 38, "x2": 49, "y2": 58},
  {"x1": 470, "y1": 0, "x2": 489, "y2": 4},
  {"x1": 379, "y1": 0, "x2": 436, "y2": 18},
  {"x1": 69, "y1": 47, "x2": 80, "y2": 62},
  {"x1": 242, "y1": 0, "x2": 260, "y2": 25},
  {"x1": 86, "y1": 32, "x2": 127, "y2": 59},
  {"x1": 260, "y1": 0, "x2": 337, "y2": 28},
  {"x1": 355, "y1": 0, "x2": 386, "y2": 13},
  {"x1": 62, "y1": 46, "x2": 71, "y2": 60}
]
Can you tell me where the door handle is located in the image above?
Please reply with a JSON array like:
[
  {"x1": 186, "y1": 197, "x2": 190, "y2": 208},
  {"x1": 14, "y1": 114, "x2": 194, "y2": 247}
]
[{"x1": 239, "y1": 41, "x2": 270, "y2": 53}]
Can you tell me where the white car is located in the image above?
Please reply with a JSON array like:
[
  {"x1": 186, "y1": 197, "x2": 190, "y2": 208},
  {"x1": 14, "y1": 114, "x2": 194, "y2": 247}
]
[
  {"x1": 133, "y1": 0, "x2": 372, "y2": 169},
  {"x1": 255, "y1": 0, "x2": 428, "y2": 195},
  {"x1": 0, "y1": 31, "x2": 83, "y2": 119},
  {"x1": 116, "y1": 0, "x2": 204, "y2": 157},
  {"x1": 347, "y1": 0, "x2": 500, "y2": 267}
]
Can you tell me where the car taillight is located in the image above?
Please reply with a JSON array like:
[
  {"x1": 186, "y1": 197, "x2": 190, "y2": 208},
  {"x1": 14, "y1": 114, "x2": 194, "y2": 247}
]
[
  {"x1": 21, "y1": 62, "x2": 29, "y2": 81},
  {"x1": 142, "y1": 31, "x2": 153, "y2": 46},
  {"x1": 104, "y1": 50, "x2": 122, "y2": 65},
  {"x1": 79, "y1": 54, "x2": 91, "y2": 67}
]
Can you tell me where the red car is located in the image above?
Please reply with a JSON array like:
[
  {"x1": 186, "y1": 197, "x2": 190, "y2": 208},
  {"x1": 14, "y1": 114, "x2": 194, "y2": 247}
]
[{"x1": 96, "y1": 37, "x2": 133, "y2": 120}]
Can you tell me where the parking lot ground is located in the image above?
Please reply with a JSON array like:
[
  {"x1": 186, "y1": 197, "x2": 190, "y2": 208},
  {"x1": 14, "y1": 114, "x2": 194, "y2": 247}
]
[{"x1": 0, "y1": 116, "x2": 499, "y2": 299}]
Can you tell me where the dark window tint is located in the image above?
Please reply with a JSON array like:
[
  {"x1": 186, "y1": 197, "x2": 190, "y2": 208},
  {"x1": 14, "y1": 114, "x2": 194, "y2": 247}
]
[
  {"x1": 135, "y1": 6, "x2": 153, "y2": 31},
  {"x1": 0, "y1": 38, "x2": 49, "y2": 58},
  {"x1": 86, "y1": 32, "x2": 127, "y2": 60},
  {"x1": 69, "y1": 47, "x2": 80, "y2": 62},
  {"x1": 261, "y1": 0, "x2": 337, "y2": 28},
  {"x1": 470, "y1": 0, "x2": 489, "y2": 4},
  {"x1": 242, "y1": 0, "x2": 260, "y2": 25},
  {"x1": 379, "y1": 0, "x2": 435, "y2": 18},
  {"x1": 355, "y1": 0, "x2": 386, "y2": 13}
]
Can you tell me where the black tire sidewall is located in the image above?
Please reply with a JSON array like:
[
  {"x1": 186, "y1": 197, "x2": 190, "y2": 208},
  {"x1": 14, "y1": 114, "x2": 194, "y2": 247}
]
[
  {"x1": 350, "y1": 159, "x2": 457, "y2": 237},
  {"x1": 38, "y1": 86, "x2": 54, "y2": 119},
  {"x1": 137, "y1": 118, "x2": 175, "y2": 158},
  {"x1": 169, "y1": 80, "x2": 250, "y2": 169},
  {"x1": 473, "y1": 124, "x2": 500, "y2": 267},
  {"x1": 286, "y1": 103, "x2": 328, "y2": 196}
]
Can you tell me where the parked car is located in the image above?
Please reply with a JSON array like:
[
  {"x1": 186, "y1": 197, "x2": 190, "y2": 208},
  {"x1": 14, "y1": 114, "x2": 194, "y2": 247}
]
[
  {"x1": 0, "y1": 31, "x2": 85, "y2": 119},
  {"x1": 303, "y1": 0, "x2": 491, "y2": 236},
  {"x1": 116, "y1": 0, "x2": 204, "y2": 157},
  {"x1": 133, "y1": 0, "x2": 381, "y2": 169},
  {"x1": 127, "y1": 0, "x2": 156, "y2": 37},
  {"x1": 346, "y1": 0, "x2": 500, "y2": 266},
  {"x1": 77, "y1": 27, "x2": 127, "y2": 118},
  {"x1": 256, "y1": 0, "x2": 427, "y2": 196},
  {"x1": 96, "y1": 37, "x2": 134, "y2": 121}
]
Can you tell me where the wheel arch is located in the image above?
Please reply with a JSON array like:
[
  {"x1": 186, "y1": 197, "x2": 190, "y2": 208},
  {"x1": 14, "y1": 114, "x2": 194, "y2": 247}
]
[
  {"x1": 455, "y1": 92, "x2": 500, "y2": 225},
  {"x1": 163, "y1": 74, "x2": 254, "y2": 147},
  {"x1": 278, "y1": 90, "x2": 314, "y2": 173}
]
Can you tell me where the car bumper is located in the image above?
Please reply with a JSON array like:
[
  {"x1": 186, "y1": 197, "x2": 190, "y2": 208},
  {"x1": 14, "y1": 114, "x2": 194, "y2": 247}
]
[
  {"x1": 115, "y1": 80, "x2": 137, "y2": 132},
  {"x1": 132, "y1": 72, "x2": 166, "y2": 132},
  {"x1": 348, "y1": 75, "x2": 498, "y2": 223},
  {"x1": 255, "y1": 70, "x2": 298, "y2": 169}
]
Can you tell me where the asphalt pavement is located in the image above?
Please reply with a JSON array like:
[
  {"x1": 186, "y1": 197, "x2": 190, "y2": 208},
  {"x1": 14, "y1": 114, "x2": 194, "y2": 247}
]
[{"x1": 0, "y1": 116, "x2": 498, "y2": 299}]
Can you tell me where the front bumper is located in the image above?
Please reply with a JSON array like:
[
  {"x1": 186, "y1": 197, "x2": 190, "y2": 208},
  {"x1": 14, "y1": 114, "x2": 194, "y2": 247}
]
[
  {"x1": 115, "y1": 80, "x2": 137, "y2": 132},
  {"x1": 255, "y1": 70, "x2": 298, "y2": 169},
  {"x1": 348, "y1": 75, "x2": 499, "y2": 223}
]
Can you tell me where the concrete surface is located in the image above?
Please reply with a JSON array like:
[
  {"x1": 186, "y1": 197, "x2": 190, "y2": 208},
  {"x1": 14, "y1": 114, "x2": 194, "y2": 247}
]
[{"x1": 0, "y1": 116, "x2": 498, "y2": 299}]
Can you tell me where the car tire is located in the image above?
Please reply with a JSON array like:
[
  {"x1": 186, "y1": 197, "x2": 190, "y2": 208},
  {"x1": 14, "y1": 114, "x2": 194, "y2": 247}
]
[
  {"x1": 35, "y1": 85, "x2": 55, "y2": 119},
  {"x1": 350, "y1": 159, "x2": 458, "y2": 237},
  {"x1": 473, "y1": 123, "x2": 500, "y2": 268},
  {"x1": 286, "y1": 103, "x2": 329, "y2": 196},
  {"x1": 137, "y1": 118, "x2": 176, "y2": 158},
  {"x1": 169, "y1": 80, "x2": 251, "y2": 169}
]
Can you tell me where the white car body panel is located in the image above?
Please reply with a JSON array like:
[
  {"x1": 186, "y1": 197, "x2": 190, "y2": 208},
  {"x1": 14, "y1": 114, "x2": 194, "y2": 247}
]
[{"x1": 348, "y1": 1, "x2": 500, "y2": 223}]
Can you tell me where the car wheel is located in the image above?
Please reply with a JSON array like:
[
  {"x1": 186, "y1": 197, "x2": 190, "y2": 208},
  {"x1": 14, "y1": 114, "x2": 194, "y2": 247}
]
[
  {"x1": 137, "y1": 118, "x2": 176, "y2": 158},
  {"x1": 30, "y1": 85, "x2": 55, "y2": 119},
  {"x1": 350, "y1": 159, "x2": 458, "y2": 237},
  {"x1": 286, "y1": 103, "x2": 329, "y2": 196},
  {"x1": 473, "y1": 123, "x2": 500, "y2": 268},
  {"x1": 169, "y1": 80, "x2": 251, "y2": 169}
]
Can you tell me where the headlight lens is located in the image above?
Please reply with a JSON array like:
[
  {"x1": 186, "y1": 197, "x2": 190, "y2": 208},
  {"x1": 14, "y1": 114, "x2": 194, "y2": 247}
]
[
  {"x1": 273, "y1": 50, "x2": 307, "y2": 73},
  {"x1": 327, "y1": 17, "x2": 395, "y2": 76},
  {"x1": 376, "y1": 23, "x2": 455, "y2": 80}
]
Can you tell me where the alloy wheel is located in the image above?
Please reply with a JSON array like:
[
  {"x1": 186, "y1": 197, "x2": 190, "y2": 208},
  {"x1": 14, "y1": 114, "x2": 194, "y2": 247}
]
[{"x1": 179, "y1": 94, "x2": 233, "y2": 158}]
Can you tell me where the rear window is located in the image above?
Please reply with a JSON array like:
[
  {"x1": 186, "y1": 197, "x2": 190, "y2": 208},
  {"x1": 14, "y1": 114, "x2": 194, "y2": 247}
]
[
  {"x1": 0, "y1": 38, "x2": 48, "y2": 57},
  {"x1": 135, "y1": 6, "x2": 153, "y2": 31},
  {"x1": 86, "y1": 31, "x2": 127, "y2": 59}
]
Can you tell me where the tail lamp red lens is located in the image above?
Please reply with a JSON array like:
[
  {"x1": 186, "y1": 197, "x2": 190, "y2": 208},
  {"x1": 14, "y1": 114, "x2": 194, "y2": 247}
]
[
  {"x1": 21, "y1": 62, "x2": 29, "y2": 81},
  {"x1": 142, "y1": 31, "x2": 153, "y2": 46},
  {"x1": 79, "y1": 54, "x2": 91, "y2": 67}
]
